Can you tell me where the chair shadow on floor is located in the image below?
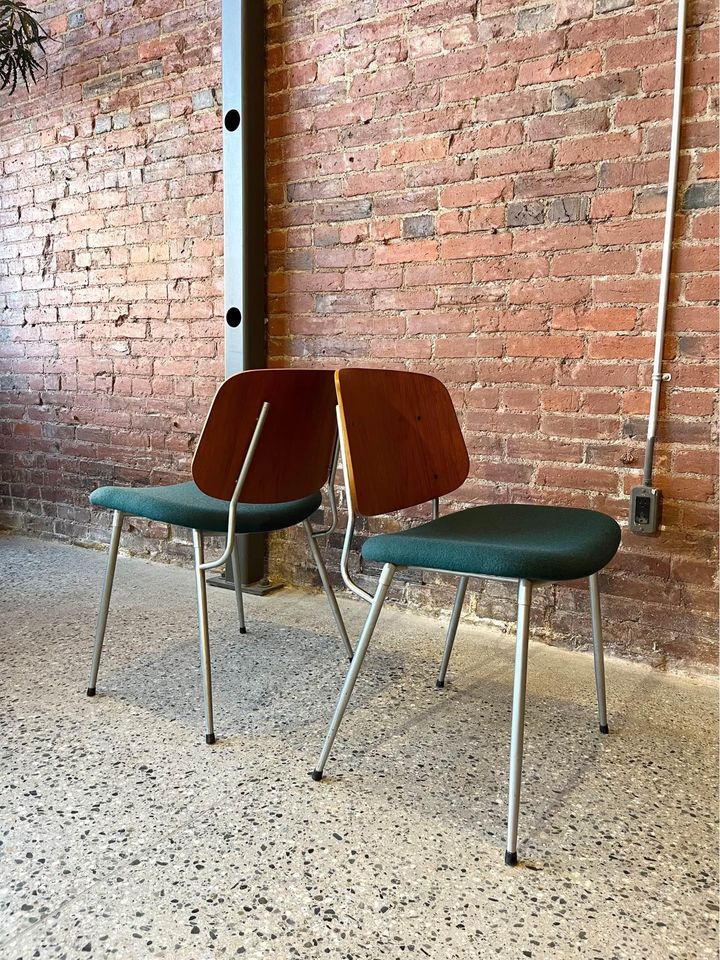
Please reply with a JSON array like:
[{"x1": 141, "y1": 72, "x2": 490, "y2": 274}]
[{"x1": 95, "y1": 613, "x2": 619, "y2": 854}]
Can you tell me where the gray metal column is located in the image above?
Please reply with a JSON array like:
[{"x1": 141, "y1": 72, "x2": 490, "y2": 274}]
[{"x1": 210, "y1": 0, "x2": 268, "y2": 593}]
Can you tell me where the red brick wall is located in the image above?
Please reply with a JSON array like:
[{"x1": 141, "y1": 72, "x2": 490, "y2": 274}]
[
  {"x1": 0, "y1": 0, "x2": 225, "y2": 559},
  {"x1": 266, "y1": 0, "x2": 718, "y2": 670},
  {"x1": 1, "y1": 0, "x2": 717, "y2": 670}
]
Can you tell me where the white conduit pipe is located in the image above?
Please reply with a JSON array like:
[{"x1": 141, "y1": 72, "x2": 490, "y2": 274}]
[{"x1": 643, "y1": 0, "x2": 687, "y2": 486}]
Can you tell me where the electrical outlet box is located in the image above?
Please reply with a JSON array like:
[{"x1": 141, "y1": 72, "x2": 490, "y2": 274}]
[{"x1": 629, "y1": 486, "x2": 662, "y2": 535}]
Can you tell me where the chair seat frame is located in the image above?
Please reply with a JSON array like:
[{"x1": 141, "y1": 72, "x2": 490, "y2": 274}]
[
  {"x1": 87, "y1": 400, "x2": 353, "y2": 745},
  {"x1": 312, "y1": 409, "x2": 609, "y2": 866}
]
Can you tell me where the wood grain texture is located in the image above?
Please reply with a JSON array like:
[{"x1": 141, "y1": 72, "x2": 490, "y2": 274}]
[
  {"x1": 336, "y1": 368, "x2": 469, "y2": 517},
  {"x1": 192, "y1": 369, "x2": 337, "y2": 503}
]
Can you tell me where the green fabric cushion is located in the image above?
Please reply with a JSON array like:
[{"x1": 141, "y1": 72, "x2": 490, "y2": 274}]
[
  {"x1": 362, "y1": 504, "x2": 621, "y2": 582},
  {"x1": 90, "y1": 481, "x2": 322, "y2": 534}
]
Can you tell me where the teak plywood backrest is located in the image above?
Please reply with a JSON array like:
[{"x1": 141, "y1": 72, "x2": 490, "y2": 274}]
[
  {"x1": 335, "y1": 368, "x2": 470, "y2": 517},
  {"x1": 192, "y1": 369, "x2": 337, "y2": 503}
]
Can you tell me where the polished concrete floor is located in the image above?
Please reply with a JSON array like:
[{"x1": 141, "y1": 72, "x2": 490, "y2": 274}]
[{"x1": 1, "y1": 532, "x2": 718, "y2": 959}]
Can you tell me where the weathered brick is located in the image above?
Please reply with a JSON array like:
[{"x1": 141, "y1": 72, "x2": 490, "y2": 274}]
[
  {"x1": 191, "y1": 89, "x2": 215, "y2": 111},
  {"x1": 314, "y1": 291, "x2": 373, "y2": 314},
  {"x1": 376, "y1": 239, "x2": 437, "y2": 264},
  {"x1": 507, "y1": 201, "x2": 545, "y2": 227},
  {"x1": 82, "y1": 72, "x2": 122, "y2": 99},
  {"x1": 597, "y1": 0, "x2": 634, "y2": 12},
  {"x1": 548, "y1": 196, "x2": 589, "y2": 222},
  {"x1": 556, "y1": 131, "x2": 640, "y2": 165},
  {"x1": 149, "y1": 103, "x2": 170, "y2": 122},
  {"x1": 517, "y1": 6, "x2": 555, "y2": 32},
  {"x1": 555, "y1": 0, "x2": 594, "y2": 24},
  {"x1": 683, "y1": 181, "x2": 720, "y2": 210},
  {"x1": 316, "y1": 199, "x2": 372, "y2": 222},
  {"x1": 402, "y1": 215, "x2": 435, "y2": 239},
  {"x1": 518, "y1": 50, "x2": 601, "y2": 86},
  {"x1": 513, "y1": 224, "x2": 593, "y2": 252},
  {"x1": 528, "y1": 106, "x2": 609, "y2": 141}
]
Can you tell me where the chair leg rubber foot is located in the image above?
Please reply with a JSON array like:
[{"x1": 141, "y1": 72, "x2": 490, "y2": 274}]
[
  {"x1": 435, "y1": 679, "x2": 445, "y2": 689},
  {"x1": 599, "y1": 723, "x2": 609, "y2": 735},
  {"x1": 239, "y1": 627, "x2": 247, "y2": 635},
  {"x1": 504, "y1": 851, "x2": 518, "y2": 867},
  {"x1": 86, "y1": 687, "x2": 96, "y2": 697},
  {"x1": 310, "y1": 769, "x2": 323, "y2": 782},
  {"x1": 205, "y1": 733, "x2": 216, "y2": 745}
]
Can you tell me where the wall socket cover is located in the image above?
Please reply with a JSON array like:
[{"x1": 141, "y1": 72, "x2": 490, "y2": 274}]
[{"x1": 629, "y1": 485, "x2": 662, "y2": 535}]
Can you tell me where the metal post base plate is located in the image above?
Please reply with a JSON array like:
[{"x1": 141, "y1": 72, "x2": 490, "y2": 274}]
[{"x1": 207, "y1": 574, "x2": 284, "y2": 597}]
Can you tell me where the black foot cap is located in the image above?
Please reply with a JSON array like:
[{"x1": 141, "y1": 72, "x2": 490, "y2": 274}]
[
  {"x1": 86, "y1": 687, "x2": 96, "y2": 697},
  {"x1": 599, "y1": 723, "x2": 609, "y2": 735},
  {"x1": 239, "y1": 627, "x2": 247, "y2": 635},
  {"x1": 205, "y1": 733, "x2": 216, "y2": 745},
  {"x1": 310, "y1": 769, "x2": 323, "y2": 782},
  {"x1": 435, "y1": 680, "x2": 445, "y2": 689},
  {"x1": 505, "y1": 851, "x2": 518, "y2": 867}
]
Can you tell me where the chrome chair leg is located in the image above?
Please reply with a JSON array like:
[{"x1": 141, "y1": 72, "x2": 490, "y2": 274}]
[
  {"x1": 87, "y1": 510, "x2": 124, "y2": 697},
  {"x1": 589, "y1": 572, "x2": 609, "y2": 735},
  {"x1": 312, "y1": 563, "x2": 396, "y2": 780},
  {"x1": 230, "y1": 537, "x2": 247, "y2": 635},
  {"x1": 436, "y1": 576, "x2": 468, "y2": 688},
  {"x1": 505, "y1": 578, "x2": 532, "y2": 867},
  {"x1": 192, "y1": 529, "x2": 216, "y2": 745},
  {"x1": 303, "y1": 520, "x2": 354, "y2": 661}
]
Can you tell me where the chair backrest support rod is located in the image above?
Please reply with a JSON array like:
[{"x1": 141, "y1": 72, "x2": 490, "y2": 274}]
[
  {"x1": 199, "y1": 401, "x2": 271, "y2": 572},
  {"x1": 337, "y1": 406, "x2": 374, "y2": 603},
  {"x1": 311, "y1": 434, "x2": 341, "y2": 540}
]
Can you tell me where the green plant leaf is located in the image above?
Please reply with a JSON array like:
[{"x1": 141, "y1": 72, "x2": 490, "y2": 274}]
[{"x1": 0, "y1": 1, "x2": 50, "y2": 95}]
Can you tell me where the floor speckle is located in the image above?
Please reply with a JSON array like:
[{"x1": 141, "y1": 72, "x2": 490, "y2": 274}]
[{"x1": 1, "y1": 533, "x2": 717, "y2": 959}]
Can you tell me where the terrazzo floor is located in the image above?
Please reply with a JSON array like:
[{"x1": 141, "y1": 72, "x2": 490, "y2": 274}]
[{"x1": 0, "y1": 532, "x2": 718, "y2": 960}]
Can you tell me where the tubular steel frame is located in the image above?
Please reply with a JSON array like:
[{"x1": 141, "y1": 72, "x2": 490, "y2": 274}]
[
  {"x1": 87, "y1": 402, "x2": 353, "y2": 745},
  {"x1": 314, "y1": 435, "x2": 610, "y2": 865}
]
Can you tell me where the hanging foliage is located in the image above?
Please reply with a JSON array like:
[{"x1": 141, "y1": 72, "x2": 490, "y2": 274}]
[{"x1": 0, "y1": 1, "x2": 49, "y2": 95}]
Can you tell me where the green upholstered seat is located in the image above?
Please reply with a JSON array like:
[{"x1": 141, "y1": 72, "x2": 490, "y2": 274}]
[
  {"x1": 90, "y1": 481, "x2": 322, "y2": 534},
  {"x1": 362, "y1": 504, "x2": 621, "y2": 583}
]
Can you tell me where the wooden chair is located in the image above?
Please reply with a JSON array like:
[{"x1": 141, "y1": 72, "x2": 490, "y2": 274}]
[
  {"x1": 86, "y1": 368, "x2": 353, "y2": 743},
  {"x1": 311, "y1": 368, "x2": 621, "y2": 865}
]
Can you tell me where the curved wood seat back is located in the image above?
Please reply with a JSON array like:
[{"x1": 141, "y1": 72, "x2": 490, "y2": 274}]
[
  {"x1": 193, "y1": 368, "x2": 337, "y2": 504},
  {"x1": 335, "y1": 368, "x2": 470, "y2": 517}
]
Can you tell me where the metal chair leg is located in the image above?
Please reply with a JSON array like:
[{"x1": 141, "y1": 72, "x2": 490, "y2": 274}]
[
  {"x1": 589, "y1": 573, "x2": 609, "y2": 735},
  {"x1": 311, "y1": 563, "x2": 396, "y2": 780},
  {"x1": 87, "y1": 510, "x2": 124, "y2": 697},
  {"x1": 192, "y1": 529, "x2": 216, "y2": 745},
  {"x1": 436, "y1": 576, "x2": 468, "y2": 688},
  {"x1": 303, "y1": 520, "x2": 354, "y2": 661},
  {"x1": 230, "y1": 537, "x2": 247, "y2": 635},
  {"x1": 505, "y1": 578, "x2": 532, "y2": 867}
]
